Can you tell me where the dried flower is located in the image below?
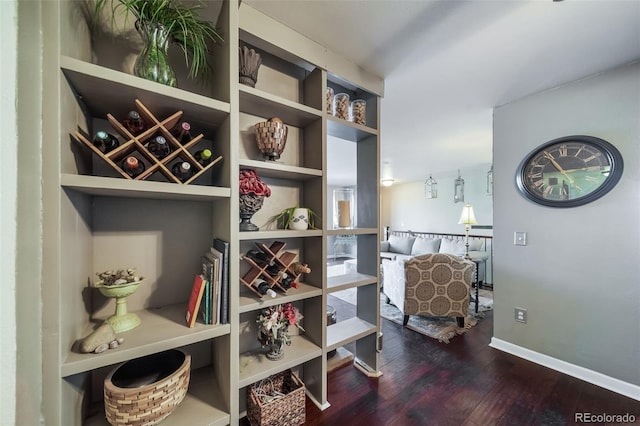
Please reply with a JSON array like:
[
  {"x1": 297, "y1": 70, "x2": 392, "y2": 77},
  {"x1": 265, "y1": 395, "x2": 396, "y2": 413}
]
[
  {"x1": 240, "y1": 169, "x2": 271, "y2": 197},
  {"x1": 95, "y1": 268, "x2": 143, "y2": 286},
  {"x1": 256, "y1": 302, "x2": 304, "y2": 350}
]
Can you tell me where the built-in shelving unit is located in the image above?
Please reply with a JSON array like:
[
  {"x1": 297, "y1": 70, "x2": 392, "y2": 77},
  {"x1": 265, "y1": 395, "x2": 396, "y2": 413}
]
[{"x1": 41, "y1": 0, "x2": 382, "y2": 424}]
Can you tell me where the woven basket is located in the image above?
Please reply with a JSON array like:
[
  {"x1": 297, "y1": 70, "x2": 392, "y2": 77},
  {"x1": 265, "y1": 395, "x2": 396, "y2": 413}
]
[
  {"x1": 247, "y1": 370, "x2": 305, "y2": 426},
  {"x1": 254, "y1": 120, "x2": 288, "y2": 160},
  {"x1": 104, "y1": 349, "x2": 190, "y2": 426}
]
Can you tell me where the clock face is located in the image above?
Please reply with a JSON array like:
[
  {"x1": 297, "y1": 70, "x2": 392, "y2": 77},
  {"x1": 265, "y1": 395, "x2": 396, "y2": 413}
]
[{"x1": 516, "y1": 136, "x2": 623, "y2": 207}]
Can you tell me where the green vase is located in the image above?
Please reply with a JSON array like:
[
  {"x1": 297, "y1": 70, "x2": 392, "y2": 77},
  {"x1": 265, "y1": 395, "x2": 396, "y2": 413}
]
[{"x1": 134, "y1": 21, "x2": 177, "y2": 87}]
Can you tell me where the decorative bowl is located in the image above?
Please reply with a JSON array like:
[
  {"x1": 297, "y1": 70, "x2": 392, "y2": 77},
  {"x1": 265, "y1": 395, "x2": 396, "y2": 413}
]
[
  {"x1": 96, "y1": 281, "x2": 143, "y2": 333},
  {"x1": 104, "y1": 349, "x2": 191, "y2": 426},
  {"x1": 254, "y1": 119, "x2": 288, "y2": 161}
]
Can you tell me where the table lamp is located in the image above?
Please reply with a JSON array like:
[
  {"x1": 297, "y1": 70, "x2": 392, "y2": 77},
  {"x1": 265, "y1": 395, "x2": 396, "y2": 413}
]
[{"x1": 458, "y1": 203, "x2": 477, "y2": 259}]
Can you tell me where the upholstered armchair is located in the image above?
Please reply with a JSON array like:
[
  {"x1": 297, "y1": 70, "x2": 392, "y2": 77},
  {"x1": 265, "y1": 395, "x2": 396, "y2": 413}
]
[{"x1": 382, "y1": 253, "x2": 475, "y2": 327}]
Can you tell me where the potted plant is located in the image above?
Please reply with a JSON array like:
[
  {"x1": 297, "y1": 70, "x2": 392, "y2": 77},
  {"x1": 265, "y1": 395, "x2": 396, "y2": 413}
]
[
  {"x1": 256, "y1": 302, "x2": 304, "y2": 360},
  {"x1": 93, "y1": 0, "x2": 224, "y2": 86},
  {"x1": 268, "y1": 206, "x2": 318, "y2": 230}
]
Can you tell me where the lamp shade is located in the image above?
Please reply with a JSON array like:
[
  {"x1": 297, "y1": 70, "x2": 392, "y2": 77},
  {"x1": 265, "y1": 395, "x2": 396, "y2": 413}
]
[{"x1": 458, "y1": 203, "x2": 477, "y2": 225}]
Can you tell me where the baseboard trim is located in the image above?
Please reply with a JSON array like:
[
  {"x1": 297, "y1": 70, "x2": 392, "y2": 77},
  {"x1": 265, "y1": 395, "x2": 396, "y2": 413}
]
[{"x1": 490, "y1": 337, "x2": 640, "y2": 402}]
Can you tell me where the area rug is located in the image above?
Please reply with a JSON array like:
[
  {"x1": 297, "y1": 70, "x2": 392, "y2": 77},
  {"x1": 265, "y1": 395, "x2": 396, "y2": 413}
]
[
  {"x1": 380, "y1": 290, "x2": 493, "y2": 343},
  {"x1": 327, "y1": 262, "x2": 493, "y2": 343},
  {"x1": 331, "y1": 287, "x2": 493, "y2": 344}
]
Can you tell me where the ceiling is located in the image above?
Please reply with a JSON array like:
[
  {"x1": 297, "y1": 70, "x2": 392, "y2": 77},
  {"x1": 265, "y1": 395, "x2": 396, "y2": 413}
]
[{"x1": 244, "y1": 0, "x2": 640, "y2": 185}]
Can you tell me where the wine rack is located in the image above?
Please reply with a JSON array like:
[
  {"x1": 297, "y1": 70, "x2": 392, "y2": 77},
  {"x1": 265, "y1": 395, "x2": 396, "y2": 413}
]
[
  {"x1": 240, "y1": 241, "x2": 310, "y2": 297},
  {"x1": 72, "y1": 98, "x2": 222, "y2": 184}
]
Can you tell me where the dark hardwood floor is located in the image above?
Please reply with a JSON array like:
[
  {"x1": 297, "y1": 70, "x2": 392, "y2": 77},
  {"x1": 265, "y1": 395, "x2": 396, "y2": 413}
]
[{"x1": 299, "y1": 296, "x2": 640, "y2": 426}]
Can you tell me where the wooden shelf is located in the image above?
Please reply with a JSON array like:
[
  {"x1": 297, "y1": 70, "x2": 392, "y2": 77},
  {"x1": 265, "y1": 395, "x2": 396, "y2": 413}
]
[
  {"x1": 61, "y1": 174, "x2": 231, "y2": 201},
  {"x1": 326, "y1": 227, "x2": 378, "y2": 236},
  {"x1": 238, "y1": 336, "x2": 322, "y2": 387},
  {"x1": 239, "y1": 85, "x2": 322, "y2": 127},
  {"x1": 61, "y1": 56, "x2": 230, "y2": 128},
  {"x1": 326, "y1": 317, "x2": 377, "y2": 352},
  {"x1": 162, "y1": 366, "x2": 231, "y2": 426},
  {"x1": 327, "y1": 272, "x2": 377, "y2": 293},
  {"x1": 42, "y1": 3, "x2": 384, "y2": 423},
  {"x1": 84, "y1": 366, "x2": 230, "y2": 426},
  {"x1": 327, "y1": 116, "x2": 378, "y2": 142},
  {"x1": 239, "y1": 159, "x2": 322, "y2": 180},
  {"x1": 239, "y1": 230, "x2": 322, "y2": 240},
  {"x1": 61, "y1": 304, "x2": 231, "y2": 377},
  {"x1": 239, "y1": 281, "x2": 322, "y2": 313}
]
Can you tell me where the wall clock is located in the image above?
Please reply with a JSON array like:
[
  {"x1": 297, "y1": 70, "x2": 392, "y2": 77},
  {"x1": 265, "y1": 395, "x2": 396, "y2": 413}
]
[{"x1": 516, "y1": 135, "x2": 623, "y2": 207}]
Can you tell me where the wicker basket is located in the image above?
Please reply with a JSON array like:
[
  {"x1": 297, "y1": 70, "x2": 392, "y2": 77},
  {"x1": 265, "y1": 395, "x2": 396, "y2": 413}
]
[
  {"x1": 254, "y1": 120, "x2": 288, "y2": 161},
  {"x1": 103, "y1": 349, "x2": 190, "y2": 426},
  {"x1": 247, "y1": 370, "x2": 305, "y2": 426}
]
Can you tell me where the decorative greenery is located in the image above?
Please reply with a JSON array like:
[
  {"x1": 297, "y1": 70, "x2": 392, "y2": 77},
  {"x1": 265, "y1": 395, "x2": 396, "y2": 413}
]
[
  {"x1": 268, "y1": 207, "x2": 318, "y2": 230},
  {"x1": 93, "y1": 0, "x2": 224, "y2": 80},
  {"x1": 95, "y1": 268, "x2": 143, "y2": 286},
  {"x1": 256, "y1": 303, "x2": 304, "y2": 350}
]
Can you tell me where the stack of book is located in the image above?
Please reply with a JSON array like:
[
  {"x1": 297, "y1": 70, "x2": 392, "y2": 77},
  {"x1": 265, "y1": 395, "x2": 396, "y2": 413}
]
[{"x1": 185, "y1": 237, "x2": 230, "y2": 328}]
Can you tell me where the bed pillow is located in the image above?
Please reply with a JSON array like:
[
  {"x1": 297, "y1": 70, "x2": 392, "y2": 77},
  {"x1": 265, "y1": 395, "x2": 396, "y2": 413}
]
[
  {"x1": 411, "y1": 238, "x2": 441, "y2": 255},
  {"x1": 388, "y1": 235, "x2": 415, "y2": 255}
]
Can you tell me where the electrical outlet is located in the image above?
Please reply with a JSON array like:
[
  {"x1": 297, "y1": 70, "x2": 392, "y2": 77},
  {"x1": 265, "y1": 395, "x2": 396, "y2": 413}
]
[
  {"x1": 514, "y1": 232, "x2": 527, "y2": 246},
  {"x1": 515, "y1": 307, "x2": 527, "y2": 323}
]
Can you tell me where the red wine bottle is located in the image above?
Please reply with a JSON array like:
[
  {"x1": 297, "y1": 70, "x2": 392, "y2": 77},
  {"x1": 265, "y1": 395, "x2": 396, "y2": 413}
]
[
  {"x1": 123, "y1": 110, "x2": 146, "y2": 135},
  {"x1": 281, "y1": 275, "x2": 299, "y2": 290},
  {"x1": 252, "y1": 279, "x2": 276, "y2": 298},
  {"x1": 147, "y1": 135, "x2": 171, "y2": 160},
  {"x1": 172, "y1": 122, "x2": 192, "y2": 144},
  {"x1": 171, "y1": 161, "x2": 192, "y2": 182},
  {"x1": 93, "y1": 131, "x2": 120, "y2": 153},
  {"x1": 121, "y1": 156, "x2": 145, "y2": 178},
  {"x1": 194, "y1": 148, "x2": 212, "y2": 166}
]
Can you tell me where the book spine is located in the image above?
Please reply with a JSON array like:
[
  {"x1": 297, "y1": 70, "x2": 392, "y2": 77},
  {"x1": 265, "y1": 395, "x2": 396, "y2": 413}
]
[
  {"x1": 186, "y1": 274, "x2": 206, "y2": 328},
  {"x1": 201, "y1": 257, "x2": 211, "y2": 324},
  {"x1": 214, "y1": 238, "x2": 230, "y2": 324}
]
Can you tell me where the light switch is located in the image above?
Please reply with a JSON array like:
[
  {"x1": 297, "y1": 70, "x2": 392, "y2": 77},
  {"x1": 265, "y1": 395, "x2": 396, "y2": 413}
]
[{"x1": 514, "y1": 232, "x2": 527, "y2": 246}]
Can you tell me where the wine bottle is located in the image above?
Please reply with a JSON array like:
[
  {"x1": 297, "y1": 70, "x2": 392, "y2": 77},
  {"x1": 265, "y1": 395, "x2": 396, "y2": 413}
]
[
  {"x1": 245, "y1": 249, "x2": 274, "y2": 267},
  {"x1": 194, "y1": 148, "x2": 212, "y2": 166},
  {"x1": 172, "y1": 122, "x2": 192, "y2": 144},
  {"x1": 281, "y1": 275, "x2": 299, "y2": 290},
  {"x1": 93, "y1": 130, "x2": 120, "y2": 153},
  {"x1": 121, "y1": 156, "x2": 145, "y2": 178},
  {"x1": 264, "y1": 262, "x2": 286, "y2": 277},
  {"x1": 172, "y1": 161, "x2": 192, "y2": 182},
  {"x1": 123, "y1": 110, "x2": 146, "y2": 135},
  {"x1": 147, "y1": 135, "x2": 171, "y2": 159},
  {"x1": 251, "y1": 279, "x2": 276, "y2": 298},
  {"x1": 290, "y1": 262, "x2": 311, "y2": 275}
]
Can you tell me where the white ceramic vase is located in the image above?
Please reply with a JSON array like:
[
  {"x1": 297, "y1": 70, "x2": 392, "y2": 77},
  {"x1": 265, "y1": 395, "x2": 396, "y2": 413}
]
[{"x1": 289, "y1": 208, "x2": 309, "y2": 230}]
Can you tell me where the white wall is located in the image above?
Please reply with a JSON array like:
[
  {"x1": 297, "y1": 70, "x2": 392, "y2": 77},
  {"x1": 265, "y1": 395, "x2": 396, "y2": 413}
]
[
  {"x1": 0, "y1": 1, "x2": 18, "y2": 424},
  {"x1": 381, "y1": 163, "x2": 493, "y2": 235},
  {"x1": 493, "y1": 61, "x2": 640, "y2": 390}
]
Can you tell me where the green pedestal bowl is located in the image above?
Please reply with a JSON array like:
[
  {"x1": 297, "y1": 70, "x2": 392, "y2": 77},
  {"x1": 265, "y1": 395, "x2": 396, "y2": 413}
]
[{"x1": 97, "y1": 281, "x2": 143, "y2": 333}]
